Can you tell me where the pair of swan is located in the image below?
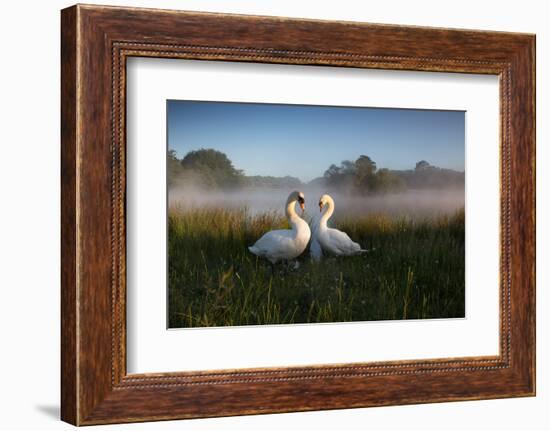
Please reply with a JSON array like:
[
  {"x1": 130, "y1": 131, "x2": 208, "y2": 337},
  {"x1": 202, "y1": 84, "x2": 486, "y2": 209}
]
[{"x1": 248, "y1": 190, "x2": 365, "y2": 264}]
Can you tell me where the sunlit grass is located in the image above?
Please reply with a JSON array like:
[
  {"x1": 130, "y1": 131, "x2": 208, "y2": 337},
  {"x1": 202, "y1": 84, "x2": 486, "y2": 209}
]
[{"x1": 168, "y1": 206, "x2": 465, "y2": 328}]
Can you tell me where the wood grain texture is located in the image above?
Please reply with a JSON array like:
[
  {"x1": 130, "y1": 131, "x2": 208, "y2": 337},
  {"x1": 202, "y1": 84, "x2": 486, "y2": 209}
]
[{"x1": 60, "y1": 4, "x2": 536, "y2": 425}]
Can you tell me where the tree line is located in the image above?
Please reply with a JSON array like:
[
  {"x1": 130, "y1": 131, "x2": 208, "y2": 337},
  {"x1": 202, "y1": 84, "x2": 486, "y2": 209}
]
[
  {"x1": 322, "y1": 156, "x2": 464, "y2": 193},
  {"x1": 168, "y1": 148, "x2": 464, "y2": 193}
]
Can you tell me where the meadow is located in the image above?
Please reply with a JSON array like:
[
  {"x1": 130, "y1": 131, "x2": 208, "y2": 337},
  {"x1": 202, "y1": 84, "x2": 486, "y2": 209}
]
[{"x1": 168, "y1": 201, "x2": 465, "y2": 328}]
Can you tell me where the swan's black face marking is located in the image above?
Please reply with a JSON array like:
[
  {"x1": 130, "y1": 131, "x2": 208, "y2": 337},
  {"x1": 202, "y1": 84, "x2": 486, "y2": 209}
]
[{"x1": 296, "y1": 195, "x2": 305, "y2": 212}]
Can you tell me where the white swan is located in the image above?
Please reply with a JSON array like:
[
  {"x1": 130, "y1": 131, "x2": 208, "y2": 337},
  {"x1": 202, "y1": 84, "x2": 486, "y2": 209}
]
[
  {"x1": 310, "y1": 194, "x2": 365, "y2": 260},
  {"x1": 248, "y1": 191, "x2": 311, "y2": 264}
]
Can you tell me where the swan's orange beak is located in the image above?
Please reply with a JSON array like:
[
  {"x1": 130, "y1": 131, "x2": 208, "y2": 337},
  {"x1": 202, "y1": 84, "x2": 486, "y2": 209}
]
[
  {"x1": 319, "y1": 201, "x2": 323, "y2": 212},
  {"x1": 299, "y1": 202, "x2": 305, "y2": 212}
]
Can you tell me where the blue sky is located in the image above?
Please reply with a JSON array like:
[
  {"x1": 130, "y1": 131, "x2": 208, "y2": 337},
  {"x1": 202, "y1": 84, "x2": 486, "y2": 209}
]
[{"x1": 167, "y1": 100, "x2": 465, "y2": 182}]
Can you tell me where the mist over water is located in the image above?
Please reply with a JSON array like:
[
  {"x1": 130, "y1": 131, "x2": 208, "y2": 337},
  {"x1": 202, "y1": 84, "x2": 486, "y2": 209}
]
[{"x1": 169, "y1": 186, "x2": 465, "y2": 221}]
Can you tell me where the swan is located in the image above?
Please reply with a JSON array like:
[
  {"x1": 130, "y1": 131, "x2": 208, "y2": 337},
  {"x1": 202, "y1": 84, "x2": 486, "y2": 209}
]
[
  {"x1": 310, "y1": 194, "x2": 366, "y2": 260},
  {"x1": 248, "y1": 191, "x2": 311, "y2": 264}
]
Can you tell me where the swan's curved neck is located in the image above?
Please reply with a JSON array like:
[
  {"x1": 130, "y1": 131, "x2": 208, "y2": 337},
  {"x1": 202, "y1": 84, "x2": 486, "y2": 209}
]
[
  {"x1": 286, "y1": 200, "x2": 300, "y2": 223},
  {"x1": 320, "y1": 200, "x2": 334, "y2": 227}
]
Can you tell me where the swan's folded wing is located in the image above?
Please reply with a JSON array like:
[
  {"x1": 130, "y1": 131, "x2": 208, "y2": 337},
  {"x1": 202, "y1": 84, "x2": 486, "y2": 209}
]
[
  {"x1": 249, "y1": 229, "x2": 297, "y2": 257},
  {"x1": 326, "y1": 229, "x2": 362, "y2": 255}
]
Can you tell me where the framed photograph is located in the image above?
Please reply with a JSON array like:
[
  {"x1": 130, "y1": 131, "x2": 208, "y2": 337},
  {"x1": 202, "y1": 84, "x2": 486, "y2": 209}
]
[{"x1": 61, "y1": 4, "x2": 535, "y2": 425}]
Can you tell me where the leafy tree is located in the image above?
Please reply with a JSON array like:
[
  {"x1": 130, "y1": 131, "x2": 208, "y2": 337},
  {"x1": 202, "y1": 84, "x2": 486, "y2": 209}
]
[
  {"x1": 374, "y1": 168, "x2": 406, "y2": 193},
  {"x1": 324, "y1": 164, "x2": 341, "y2": 179},
  {"x1": 394, "y1": 160, "x2": 464, "y2": 189},
  {"x1": 323, "y1": 160, "x2": 357, "y2": 189},
  {"x1": 179, "y1": 148, "x2": 244, "y2": 188},
  {"x1": 340, "y1": 160, "x2": 357, "y2": 175},
  {"x1": 167, "y1": 149, "x2": 184, "y2": 187},
  {"x1": 354, "y1": 155, "x2": 378, "y2": 193},
  {"x1": 415, "y1": 160, "x2": 431, "y2": 171},
  {"x1": 355, "y1": 155, "x2": 377, "y2": 176}
]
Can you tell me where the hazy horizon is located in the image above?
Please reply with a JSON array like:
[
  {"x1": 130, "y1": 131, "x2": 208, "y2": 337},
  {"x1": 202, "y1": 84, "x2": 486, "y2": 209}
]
[{"x1": 167, "y1": 100, "x2": 465, "y2": 182}]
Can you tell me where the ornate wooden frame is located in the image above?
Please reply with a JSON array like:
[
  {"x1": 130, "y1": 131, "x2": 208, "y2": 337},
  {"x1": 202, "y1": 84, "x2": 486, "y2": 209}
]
[{"x1": 61, "y1": 4, "x2": 535, "y2": 425}]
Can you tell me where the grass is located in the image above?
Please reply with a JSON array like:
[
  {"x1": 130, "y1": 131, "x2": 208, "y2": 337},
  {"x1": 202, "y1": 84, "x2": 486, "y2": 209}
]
[{"x1": 168, "y1": 206, "x2": 465, "y2": 328}]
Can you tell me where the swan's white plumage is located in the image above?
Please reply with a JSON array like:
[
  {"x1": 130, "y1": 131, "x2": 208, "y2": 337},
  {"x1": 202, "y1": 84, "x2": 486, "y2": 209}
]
[
  {"x1": 248, "y1": 191, "x2": 311, "y2": 264},
  {"x1": 310, "y1": 194, "x2": 365, "y2": 260}
]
